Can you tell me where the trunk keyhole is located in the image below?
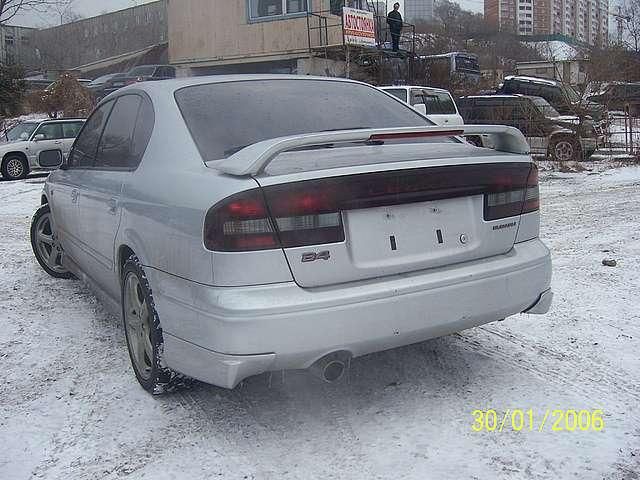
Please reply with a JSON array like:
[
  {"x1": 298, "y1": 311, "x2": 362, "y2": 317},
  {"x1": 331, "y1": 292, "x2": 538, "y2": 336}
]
[
  {"x1": 390, "y1": 235, "x2": 397, "y2": 251},
  {"x1": 436, "y1": 229, "x2": 444, "y2": 244}
]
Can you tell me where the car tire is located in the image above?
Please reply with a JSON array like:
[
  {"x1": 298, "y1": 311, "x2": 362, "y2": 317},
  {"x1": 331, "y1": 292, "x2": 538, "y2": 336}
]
[
  {"x1": 121, "y1": 255, "x2": 185, "y2": 394},
  {"x1": 30, "y1": 204, "x2": 74, "y2": 279},
  {"x1": 549, "y1": 136, "x2": 582, "y2": 162},
  {"x1": 2, "y1": 154, "x2": 29, "y2": 181}
]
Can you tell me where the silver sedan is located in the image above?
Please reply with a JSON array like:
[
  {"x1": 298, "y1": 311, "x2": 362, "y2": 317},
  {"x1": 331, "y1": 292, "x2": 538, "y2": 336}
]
[{"x1": 31, "y1": 75, "x2": 552, "y2": 393}]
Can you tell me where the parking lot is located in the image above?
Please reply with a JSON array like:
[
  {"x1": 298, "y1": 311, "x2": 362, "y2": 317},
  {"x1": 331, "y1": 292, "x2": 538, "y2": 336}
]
[{"x1": 0, "y1": 165, "x2": 638, "y2": 479}]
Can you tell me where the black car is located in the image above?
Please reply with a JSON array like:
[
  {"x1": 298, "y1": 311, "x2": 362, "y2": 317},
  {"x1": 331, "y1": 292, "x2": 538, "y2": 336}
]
[
  {"x1": 98, "y1": 66, "x2": 177, "y2": 99},
  {"x1": 458, "y1": 94, "x2": 598, "y2": 162},
  {"x1": 120, "y1": 65, "x2": 176, "y2": 86},
  {"x1": 587, "y1": 82, "x2": 640, "y2": 115},
  {"x1": 497, "y1": 75, "x2": 604, "y2": 122},
  {"x1": 86, "y1": 73, "x2": 123, "y2": 99}
]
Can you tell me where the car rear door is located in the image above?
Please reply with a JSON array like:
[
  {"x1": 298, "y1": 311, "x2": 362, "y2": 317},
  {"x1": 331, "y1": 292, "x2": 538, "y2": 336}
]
[
  {"x1": 76, "y1": 94, "x2": 152, "y2": 298},
  {"x1": 61, "y1": 121, "x2": 84, "y2": 156}
]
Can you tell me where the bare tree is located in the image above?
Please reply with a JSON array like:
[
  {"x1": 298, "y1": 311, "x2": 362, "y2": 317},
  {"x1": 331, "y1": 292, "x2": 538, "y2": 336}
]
[
  {"x1": 0, "y1": 0, "x2": 69, "y2": 25},
  {"x1": 622, "y1": 0, "x2": 640, "y2": 52}
]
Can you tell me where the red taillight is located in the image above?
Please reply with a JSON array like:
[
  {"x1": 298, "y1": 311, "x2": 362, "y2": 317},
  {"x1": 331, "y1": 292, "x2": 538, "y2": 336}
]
[
  {"x1": 204, "y1": 188, "x2": 344, "y2": 252},
  {"x1": 484, "y1": 164, "x2": 539, "y2": 220},
  {"x1": 204, "y1": 163, "x2": 539, "y2": 252},
  {"x1": 204, "y1": 190, "x2": 279, "y2": 251}
]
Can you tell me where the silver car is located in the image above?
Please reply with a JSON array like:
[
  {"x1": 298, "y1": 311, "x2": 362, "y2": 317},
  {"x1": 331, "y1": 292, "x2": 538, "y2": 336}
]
[
  {"x1": 1, "y1": 118, "x2": 85, "y2": 180},
  {"x1": 30, "y1": 75, "x2": 552, "y2": 394}
]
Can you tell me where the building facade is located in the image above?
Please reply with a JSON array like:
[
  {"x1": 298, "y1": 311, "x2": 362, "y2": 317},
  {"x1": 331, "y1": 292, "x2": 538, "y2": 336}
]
[
  {"x1": 403, "y1": 0, "x2": 435, "y2": 24},
  {"x1": 34, "y1": 0, "x2": 168, "y2": 72},
  {"x1": 484, "y1": 0, "x2": 608, "y2": 46},
  {"x1": 169, "y1": 0, "x2": 347, "y2": 76},
  {"x1": 0, "y1": 25, "x2": 39, "y2": 70}
]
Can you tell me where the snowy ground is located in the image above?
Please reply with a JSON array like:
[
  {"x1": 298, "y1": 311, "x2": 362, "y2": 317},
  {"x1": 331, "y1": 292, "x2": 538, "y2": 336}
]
[{"x1": 1, "y1": 168, "x2": 639, "y2": 480}]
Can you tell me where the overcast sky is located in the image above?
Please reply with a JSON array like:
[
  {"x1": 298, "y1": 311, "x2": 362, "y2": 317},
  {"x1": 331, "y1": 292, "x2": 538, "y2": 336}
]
[{"x1": 10, "y1": 0, "x2": 483, "y2": 27}]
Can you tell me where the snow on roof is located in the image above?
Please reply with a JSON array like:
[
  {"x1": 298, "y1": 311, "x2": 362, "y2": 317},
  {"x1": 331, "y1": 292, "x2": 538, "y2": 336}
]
[{"x1": 523, "y1": 40, "x2": 581, "y2": 61}]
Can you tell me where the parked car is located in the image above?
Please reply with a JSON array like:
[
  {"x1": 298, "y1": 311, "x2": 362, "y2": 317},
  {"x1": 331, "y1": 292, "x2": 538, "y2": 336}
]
[
  {"x1": 99, "y1": 66, "x2": 177, "y2": 99},
  {"x1": 97, "y1": 73, "x2": 129, "y2": 99},
  {"x1": 458, "y1": 94, "x2": 598, "y2": 161},
  {"x1": 1, "y1": 118, "x2": 85, "y2": 180},
  {"x1": 379, "y1": 85, "x2": 464, "y2": 126},
  {"x1": 31, "y1": 75, "x2": 552, "y2": 393},
  {"x1": 86, "y1": 73, "x2": 124, "y2": 99},
  {"x1": 497, "y1": 75, "x2": 604, "y2": 122},
  {"x1": 587, "y1": 82, "x2": 640, "y2": 116}
]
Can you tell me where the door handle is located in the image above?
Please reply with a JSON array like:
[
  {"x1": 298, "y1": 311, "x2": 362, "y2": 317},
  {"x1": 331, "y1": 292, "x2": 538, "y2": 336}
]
[
  {"x1": 71, "y1": 189, "x2": 79, "y2": 204},
  {"x1": 108, "y1": 198, "x2": 118, "y2": 215},
  {"x1": 54, "y1": 140, "x2": 63, "y2": 144}
]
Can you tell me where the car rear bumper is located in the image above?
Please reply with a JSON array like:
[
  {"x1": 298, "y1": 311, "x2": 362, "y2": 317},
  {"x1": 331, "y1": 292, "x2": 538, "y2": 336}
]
[{"x1": 147, "y1": 238, "x2": 552, "y2": 388}]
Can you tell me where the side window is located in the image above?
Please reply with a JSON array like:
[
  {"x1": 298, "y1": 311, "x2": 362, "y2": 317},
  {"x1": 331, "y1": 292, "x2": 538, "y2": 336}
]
[
  {"x1": 131, "y1": 95, "x2": 155, "y2": 164},
  {"x1": 410, "y1": 89, "x2": 424, "y2": 106},
  {"x1": 157, "y1": 66, "x2": 175, "y2": 78},
  {"x1": 34, "y1": 123, "x2": 63, "y2": 140},
  {"x1": 385, "y1": 89, "x2": 408, "y2": 103},
  {"x1": 95, "y1": 95, "x2": 142, "y2": 169},
  {"x1": 62, "y1": 122, "x2": 84, "y2": 139},
  {"x1": 68, "y1": 101, "x2": 114, "y2": 168}
]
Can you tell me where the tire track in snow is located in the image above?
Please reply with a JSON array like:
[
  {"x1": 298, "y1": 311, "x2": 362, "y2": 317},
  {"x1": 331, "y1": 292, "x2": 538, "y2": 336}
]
[{"x1": 452, "y1": 327, "x2": 640, "y2": 418}]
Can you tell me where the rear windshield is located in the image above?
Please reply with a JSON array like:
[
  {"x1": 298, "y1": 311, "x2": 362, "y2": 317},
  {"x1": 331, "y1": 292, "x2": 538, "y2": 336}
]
[
  {"x1": 175, "y1": 79, "x2": 434, "y2": 161},
  {"x1": 416, "y1": 90, "x2": 457, "y2": 114}
]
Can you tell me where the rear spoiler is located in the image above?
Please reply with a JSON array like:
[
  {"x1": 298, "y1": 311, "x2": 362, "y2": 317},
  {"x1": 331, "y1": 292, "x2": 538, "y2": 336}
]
[{"x1": 207, "y1": 125, "x2": 530, "y2": 177}]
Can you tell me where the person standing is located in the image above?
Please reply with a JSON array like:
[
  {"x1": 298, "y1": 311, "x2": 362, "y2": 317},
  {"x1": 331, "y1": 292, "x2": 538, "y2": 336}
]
[{"x1": 387, "y1": 2, "x2": 403, "y2": 52}]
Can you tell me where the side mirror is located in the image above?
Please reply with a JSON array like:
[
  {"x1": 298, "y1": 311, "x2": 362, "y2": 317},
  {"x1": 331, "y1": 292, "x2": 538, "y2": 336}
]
[
  {"x1": 33, "y1": 133, "x2": 46, "y2": 142},
  {"x1": 38, "y1": 149, "x2": 63, "y2": 168},
  {"x1": 413, "y1": 103, "x2": 427, "y2": 115}
]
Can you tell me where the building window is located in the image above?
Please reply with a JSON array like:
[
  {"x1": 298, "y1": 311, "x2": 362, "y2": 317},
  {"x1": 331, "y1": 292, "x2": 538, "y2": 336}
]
[
  {"x1": 5, "y1": 34, "x2": 15, "y2": 46},
  {"x1": 249, "y1": 0, "x2": 308, "y2": 20}
]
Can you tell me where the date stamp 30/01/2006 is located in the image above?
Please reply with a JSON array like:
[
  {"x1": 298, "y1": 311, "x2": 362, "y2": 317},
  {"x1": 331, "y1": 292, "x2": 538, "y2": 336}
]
[{"x1": 471, "y1": 409, "x2": 605, "y2": 433}]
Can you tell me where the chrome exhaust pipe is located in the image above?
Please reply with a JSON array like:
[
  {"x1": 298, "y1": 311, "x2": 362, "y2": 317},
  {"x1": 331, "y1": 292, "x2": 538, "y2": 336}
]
[{"x1": 309, "y1": 351, "x2": 351, "y2": 383}]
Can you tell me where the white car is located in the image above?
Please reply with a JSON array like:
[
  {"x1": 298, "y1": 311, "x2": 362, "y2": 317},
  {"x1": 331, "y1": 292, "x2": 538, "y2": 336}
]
[
  {"x1": 31, "y1": 75, "x2": 552, "y2": 393},
  {"x1": 1, "y1": 118, "x2": 85, "y2": 180},
  {"x1": 380, "y1": 85, "x2": 464, "y2": 126}
]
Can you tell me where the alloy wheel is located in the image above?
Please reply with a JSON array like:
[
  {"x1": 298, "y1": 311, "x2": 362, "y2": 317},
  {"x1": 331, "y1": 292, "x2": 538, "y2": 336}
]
[
  {"x1": 5, "y1": 158, "x2": 25, "y2": 179},
  {"x1": 34, "y1": 213, "x2": 67, "y2": 274},
  {"x1": 124, "y1": 273, "x2": 154, "y2": 381}
]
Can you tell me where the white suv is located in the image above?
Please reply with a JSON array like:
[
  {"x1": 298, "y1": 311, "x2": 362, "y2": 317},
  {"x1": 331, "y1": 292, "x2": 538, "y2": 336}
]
[
  {"x1": 380, "y1": 86, "x2": 464, "y2": 126},
  {"x1": 1, "y1": 118, "x2": 85, "y2": 180}
]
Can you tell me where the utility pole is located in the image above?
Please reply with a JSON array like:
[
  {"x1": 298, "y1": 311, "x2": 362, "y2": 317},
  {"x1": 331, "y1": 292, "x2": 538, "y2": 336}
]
[{"x1": 611, "y1": 5, "x2": 630, "y2": 45}]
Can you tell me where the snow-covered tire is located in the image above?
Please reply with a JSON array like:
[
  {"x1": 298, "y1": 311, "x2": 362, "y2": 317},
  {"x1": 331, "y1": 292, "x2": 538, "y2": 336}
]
[
  {"x1": 30, "y1": 204, "x2": 74, "y2": 279},
  {"x1": 2, "y1": 154, "x2": 29, "y2": 181},
  {"x1": 121, "y1": 255, "x2": 185, "y2": 394}
]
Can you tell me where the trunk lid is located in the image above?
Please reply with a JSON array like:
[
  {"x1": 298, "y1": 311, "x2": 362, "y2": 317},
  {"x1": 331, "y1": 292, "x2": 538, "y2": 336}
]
[{"x1": 254, "y1": 143, "x2": 535, "y2": 288}]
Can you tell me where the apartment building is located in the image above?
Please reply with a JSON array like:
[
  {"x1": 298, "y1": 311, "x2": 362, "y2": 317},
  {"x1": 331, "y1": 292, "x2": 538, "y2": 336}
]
[
  {"x1": 484, "y1": 0, "x2": 609, "y2": 46},
  {"x1": 404, "y1": 0, "x2": 435, "y2": 24}
]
